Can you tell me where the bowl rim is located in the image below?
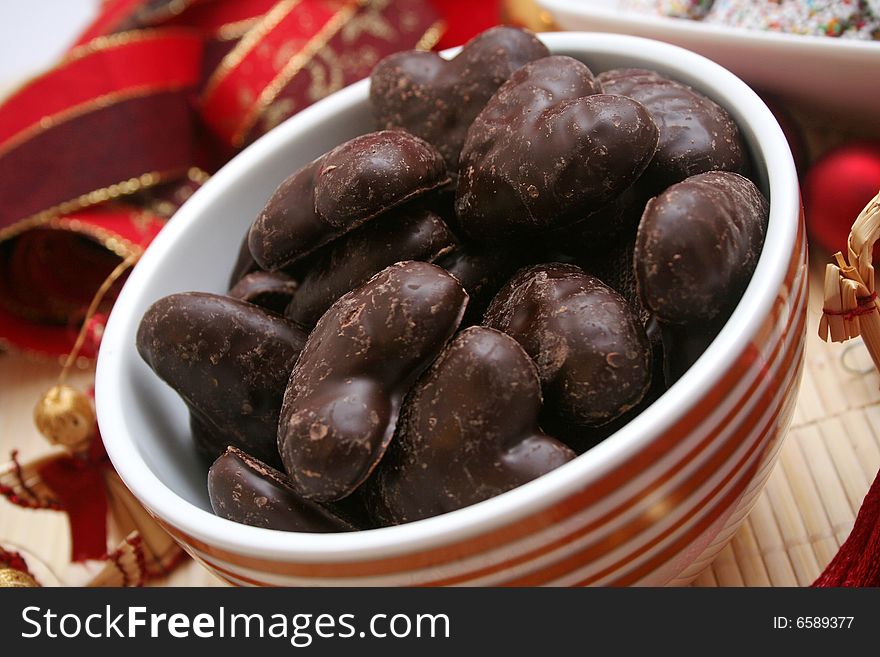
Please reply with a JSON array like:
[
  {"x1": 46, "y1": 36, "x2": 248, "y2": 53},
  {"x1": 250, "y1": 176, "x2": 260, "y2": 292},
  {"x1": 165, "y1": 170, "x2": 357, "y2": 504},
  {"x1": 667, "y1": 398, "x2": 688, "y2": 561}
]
[{"x1": 95, "y1": 31, "x2": 800, "y2": 563}]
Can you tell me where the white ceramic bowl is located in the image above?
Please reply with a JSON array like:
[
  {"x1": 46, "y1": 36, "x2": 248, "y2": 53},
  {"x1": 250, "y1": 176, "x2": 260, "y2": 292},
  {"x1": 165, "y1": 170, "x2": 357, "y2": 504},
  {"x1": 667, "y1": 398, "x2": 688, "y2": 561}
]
[{"x1": 96, "y1": 32, "x2": 806, "y2": 586}]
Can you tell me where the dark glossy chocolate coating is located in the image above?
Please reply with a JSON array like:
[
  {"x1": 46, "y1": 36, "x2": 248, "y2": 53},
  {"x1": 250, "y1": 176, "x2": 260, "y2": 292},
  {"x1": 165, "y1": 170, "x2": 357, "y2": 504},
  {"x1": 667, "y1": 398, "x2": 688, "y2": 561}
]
[
  {"x1": 543, "y1": 358, "x2": 666, "y2": 455},
  {"x1": 249, "y1": 130, "x2": 448, "y2": 270},
  {"x1": 635, "y1": 171, "x2": 768, "y2": 324},
  {"x1": 278, "y1": 261, "x2": 468, "y2": 502},
  {"x1": 542, "y1": 316, "x2": 667, "y2": 454},
  {"x1": 598, "y1": 68, "x2": 746, "y2": 192},
  {"x1": 456, "y1": 56, "x2": 659, "y2": 242},
  {"x1": 285, "y1": 206, "x2": 455, "y2": 327},
  {"x1": 370, "y1": 26, "x2": 549, "y2": 169},
  {"x1": 208, "y1": 447, "x2": 357, "y2": 532},
  {"x1": 228, "y1": 271, "x2": 298, "y2": 315},
  {"x1": 136, "y1": 292, "x2": 306, "y2": 466},
  {"x1": 369, "y1": 326, "x2": 575, "y2": 526},
  {"x1": 485, "y1": 263, "x2": 652, "y2": 427}
]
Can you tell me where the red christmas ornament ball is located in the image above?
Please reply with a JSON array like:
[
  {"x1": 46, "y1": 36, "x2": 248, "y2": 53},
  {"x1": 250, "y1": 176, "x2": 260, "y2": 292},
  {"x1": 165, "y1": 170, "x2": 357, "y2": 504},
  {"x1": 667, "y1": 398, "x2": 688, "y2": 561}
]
[{"x1": 804, "y1": 141, "x2": 880, "y2": 255}]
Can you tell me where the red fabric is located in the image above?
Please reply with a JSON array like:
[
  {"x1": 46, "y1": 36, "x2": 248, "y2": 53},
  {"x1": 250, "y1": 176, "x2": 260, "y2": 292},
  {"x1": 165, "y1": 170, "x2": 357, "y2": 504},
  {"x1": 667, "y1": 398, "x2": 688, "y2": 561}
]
[
  {"x1": 200, "y1": 0, "x2": 356, "y2": 146},
  {"x1": 36, "y1": 436, "x2": 110, "y2": 563},
  {"x1": 0, "y1": 30, "x2": 203, "y2": 229},
  {"x1": 239, "y1": 0, "x2": 443, "y2": 146},
  {"x1": 813, "y1": 468, "x2": 880, "y2": 587},
  {"x1": 0, "y1": 91, "x2": 195, "y2": 226},
  {"x1": 0, "y1": 207, "x2": 163, "y2": 358},
  {"x1": 164, "y1": 0, "x2": 279, "y2": 32}
]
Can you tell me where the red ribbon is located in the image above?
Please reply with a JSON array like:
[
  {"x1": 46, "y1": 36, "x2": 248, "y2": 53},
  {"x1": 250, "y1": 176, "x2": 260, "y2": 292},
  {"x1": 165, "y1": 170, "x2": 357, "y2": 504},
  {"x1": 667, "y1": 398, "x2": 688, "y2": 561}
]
[
  {"x1": 163, "y1": 0, "x2": 280, "y2": 33},
  {"x1": 73, "y1": 0, "x2": 151, "y2": 47},
  {"x1": 198, "y1": 0, "x2": 360, "y2": 147},
  {"x1": 0, "y1": 0, "x2": 443, "y2": 361},
  {"x1": 0, "y1": 206, "x2": 165, "y2": 358},
  {"x1": 36, "y1": 436, "x2": 111, "y2": 563},
  {"x1": 0, "y1": 31, "x2": 203, "y2": 229}
]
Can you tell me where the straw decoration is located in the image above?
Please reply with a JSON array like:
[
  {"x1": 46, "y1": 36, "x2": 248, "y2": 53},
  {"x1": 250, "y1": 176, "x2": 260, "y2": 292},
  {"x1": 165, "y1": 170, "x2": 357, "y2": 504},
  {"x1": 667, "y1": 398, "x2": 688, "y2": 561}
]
[{"x1": 816, "y1": 190, "x2": 880, "y2": 587}]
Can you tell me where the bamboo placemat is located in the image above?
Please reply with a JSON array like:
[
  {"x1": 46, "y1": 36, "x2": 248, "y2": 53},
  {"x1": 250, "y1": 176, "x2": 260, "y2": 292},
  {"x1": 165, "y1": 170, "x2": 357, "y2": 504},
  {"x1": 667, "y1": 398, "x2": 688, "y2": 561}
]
[{"x1": 1, "y1": 251, "x2": 877, "y2": 587}]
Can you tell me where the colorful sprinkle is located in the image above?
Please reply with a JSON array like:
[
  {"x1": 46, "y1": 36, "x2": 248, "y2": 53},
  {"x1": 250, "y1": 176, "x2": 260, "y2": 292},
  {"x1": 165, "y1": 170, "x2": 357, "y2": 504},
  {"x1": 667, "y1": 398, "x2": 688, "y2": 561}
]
[{"x1": 622, "y1": 0, "x2": 880, "y2": 39}]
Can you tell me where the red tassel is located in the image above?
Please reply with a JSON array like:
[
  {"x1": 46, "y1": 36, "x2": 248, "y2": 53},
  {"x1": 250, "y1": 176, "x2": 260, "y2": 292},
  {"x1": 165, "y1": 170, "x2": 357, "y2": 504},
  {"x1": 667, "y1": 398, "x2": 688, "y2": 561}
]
[{"x1": 813, "y1": 468, "x2": 880, "y2": 586}]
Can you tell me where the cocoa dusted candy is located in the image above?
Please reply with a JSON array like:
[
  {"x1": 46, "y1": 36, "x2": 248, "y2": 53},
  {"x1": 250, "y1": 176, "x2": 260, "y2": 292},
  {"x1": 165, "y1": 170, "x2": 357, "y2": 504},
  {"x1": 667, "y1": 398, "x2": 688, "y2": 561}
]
[
  {"x1": 278, "y1": 261, "x2": 468, "y2": 502},
  {"x1": 485, "y1": 263, "x2": 652, "y2": 427},
  {"x1": 135, "y1": 26, "x2": 766, "y2": 533},
  {"x1": 228, "y1": 271, "x2": 298, "y2": 315},
  {"x1": 208, "y1": 447, "x2": 358, "y2": 532},
  {"x1": 542, "y1": 317, "x2": 667, "y2": 454},
  {"x1": 248, "y1": 130, "x2": 448, "y2": 271},
  {"x1": 598, "y1": 68, "x2": 746, "y2": 192},
  {"x1": 136, "y1": 292, "x2": 306, "y2": 467},
  {"x1": 368, "y1": 326, "x2": 575, "y2": 526},
  {"x1": 634, "y1": 171, "x2": 768, "y2": 325},
  {"x1": 285, "y1": 206, "x2": 455, "y2": 328},
  {"x1": 456, "y1": 56, "x2": 659, "y2": 242},
  {"x1": 370, "y1": 26, "x2": 549, "y2": 170}
]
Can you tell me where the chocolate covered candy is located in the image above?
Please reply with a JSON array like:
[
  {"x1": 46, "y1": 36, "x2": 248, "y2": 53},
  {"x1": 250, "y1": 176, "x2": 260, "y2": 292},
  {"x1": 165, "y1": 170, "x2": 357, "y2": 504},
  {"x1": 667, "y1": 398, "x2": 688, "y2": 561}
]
[
  {"x1": 369, "y1": 326, "x2": 575, "y2": 526},
  {"x1": 370, "y1": 26, "x2": 549, "y2": 170},
  {"x1": 598, "y1": 68, "x2": 746, "y2": 191},
  {"x1": 137, "y1": 292, "x2": 306, "y2": 466},
  {"x1": 229, "y1": 271, "x2": 298, "y2": 315},
  {"x1": 208, "y1": 447, "x2": 357, "y2": 532},
  {"x1": 485, "y1": 263, "x2": 652, "y2": 427},
  {"x1": 542, "y1": 316, "x2": 667, "y2": 454},
  {"x1": 278, "y1": 261, "x2": 468, "y2": 502},
  {"x1": 635, "y1": 171, "x2": 768, "y2": 324},
  {"x1": 285, "y1": 206, "x2": 455, "y2": 327},
  {"x1": 249, "y1": 130, "x2": 448, "y2": 271},
  {"x1": 456, "y1": 56, "x2": 659, "y2": 241}
]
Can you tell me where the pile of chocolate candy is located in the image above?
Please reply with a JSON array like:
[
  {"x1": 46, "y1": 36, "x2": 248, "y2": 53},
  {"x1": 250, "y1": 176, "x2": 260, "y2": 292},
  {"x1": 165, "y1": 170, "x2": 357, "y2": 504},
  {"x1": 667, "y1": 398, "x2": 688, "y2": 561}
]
[{"x1": 136, "y1": 27, "x2": 768, "y2": 532}]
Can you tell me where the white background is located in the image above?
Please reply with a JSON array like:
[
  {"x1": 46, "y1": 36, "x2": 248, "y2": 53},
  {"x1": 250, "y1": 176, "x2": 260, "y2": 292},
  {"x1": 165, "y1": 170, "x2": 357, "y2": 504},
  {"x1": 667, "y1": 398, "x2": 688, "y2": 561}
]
[{"x1": 0, "y1": 1, "x2": 100, "y2": 93}]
